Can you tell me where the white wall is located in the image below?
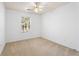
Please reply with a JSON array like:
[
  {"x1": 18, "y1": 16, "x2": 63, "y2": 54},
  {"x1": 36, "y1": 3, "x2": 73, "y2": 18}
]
[
  {"x1": 6, "y1": 10, "x2": 41, "y2": 42},
  {"x1": 41, "y1": 3, "x2": 79, "y2": 51},
  {"x1": 0, "y1": 3, "x2": 5, "y2": 54}
]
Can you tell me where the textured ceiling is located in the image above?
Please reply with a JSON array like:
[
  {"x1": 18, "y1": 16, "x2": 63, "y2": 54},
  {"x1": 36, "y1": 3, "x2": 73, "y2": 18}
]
[{"x1": 4, "y1": 2, "x2": 69, "y2": 14}]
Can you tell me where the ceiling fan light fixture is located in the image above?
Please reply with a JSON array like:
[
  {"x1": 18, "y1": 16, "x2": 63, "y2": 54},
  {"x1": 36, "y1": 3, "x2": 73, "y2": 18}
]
[
  {"x1": 39, "y1": 8, "x2": 43, "y2": 11},
  {"x1": 34, "y1": 7, "x2": 39, "y2": 13},
  {"x1": 25, "y1": 2, "x2": 45, "y2": 13}
]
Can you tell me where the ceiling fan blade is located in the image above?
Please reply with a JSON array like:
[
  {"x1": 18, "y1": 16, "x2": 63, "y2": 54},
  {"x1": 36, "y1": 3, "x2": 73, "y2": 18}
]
[{"x1": 25, "y1": 2, "x2": 48, "y2": 13}]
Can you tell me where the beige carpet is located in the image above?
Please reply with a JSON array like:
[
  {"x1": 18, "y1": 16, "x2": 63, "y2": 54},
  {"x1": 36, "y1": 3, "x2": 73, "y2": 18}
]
[{"x1": 1, "y1": 37, "x2": 79, "y2": 56}]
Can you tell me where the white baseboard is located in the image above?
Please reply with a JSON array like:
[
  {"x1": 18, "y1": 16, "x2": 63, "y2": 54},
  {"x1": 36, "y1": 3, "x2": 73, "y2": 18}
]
[
  {"x1": 41, "y1": 36, "x2": 79, "y2": 52},
  {"x1": 6, "y1": 35, "x2": 41, "y2": 43}
]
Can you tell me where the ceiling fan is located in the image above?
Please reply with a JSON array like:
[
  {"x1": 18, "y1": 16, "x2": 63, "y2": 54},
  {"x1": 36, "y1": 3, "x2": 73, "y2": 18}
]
[{"x1": 25, "y1": 2, "x2": 47, "y2": 13}]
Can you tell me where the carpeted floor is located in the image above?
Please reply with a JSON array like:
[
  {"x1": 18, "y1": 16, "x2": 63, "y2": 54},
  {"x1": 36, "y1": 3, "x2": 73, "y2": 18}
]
[{"x1": 1, "y1": 37, "x2": 79, "y2": 56}]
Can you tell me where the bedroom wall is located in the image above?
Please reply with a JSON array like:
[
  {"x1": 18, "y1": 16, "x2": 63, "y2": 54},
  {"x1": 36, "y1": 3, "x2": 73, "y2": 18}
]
[
  {"x1": 0, "y1": 3, "x2": 5, "y2": 54},
  {"x1": 41, "y1": 3, "x2": 79, "y2": 51},
  {"x1": 6, "y1": 9, "x2": 41, "y2": 42}
]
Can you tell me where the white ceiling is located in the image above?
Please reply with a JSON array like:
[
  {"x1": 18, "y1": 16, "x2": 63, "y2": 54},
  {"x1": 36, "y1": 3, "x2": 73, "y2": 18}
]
[{"x1": 4, "y1": 2, "x2": 69, "y2": 14}]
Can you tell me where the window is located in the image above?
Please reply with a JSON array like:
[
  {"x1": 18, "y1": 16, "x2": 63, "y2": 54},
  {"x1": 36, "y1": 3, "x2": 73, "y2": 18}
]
[{"x1": 21, "y1": 16, "x2": 30, "y2": 32}]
